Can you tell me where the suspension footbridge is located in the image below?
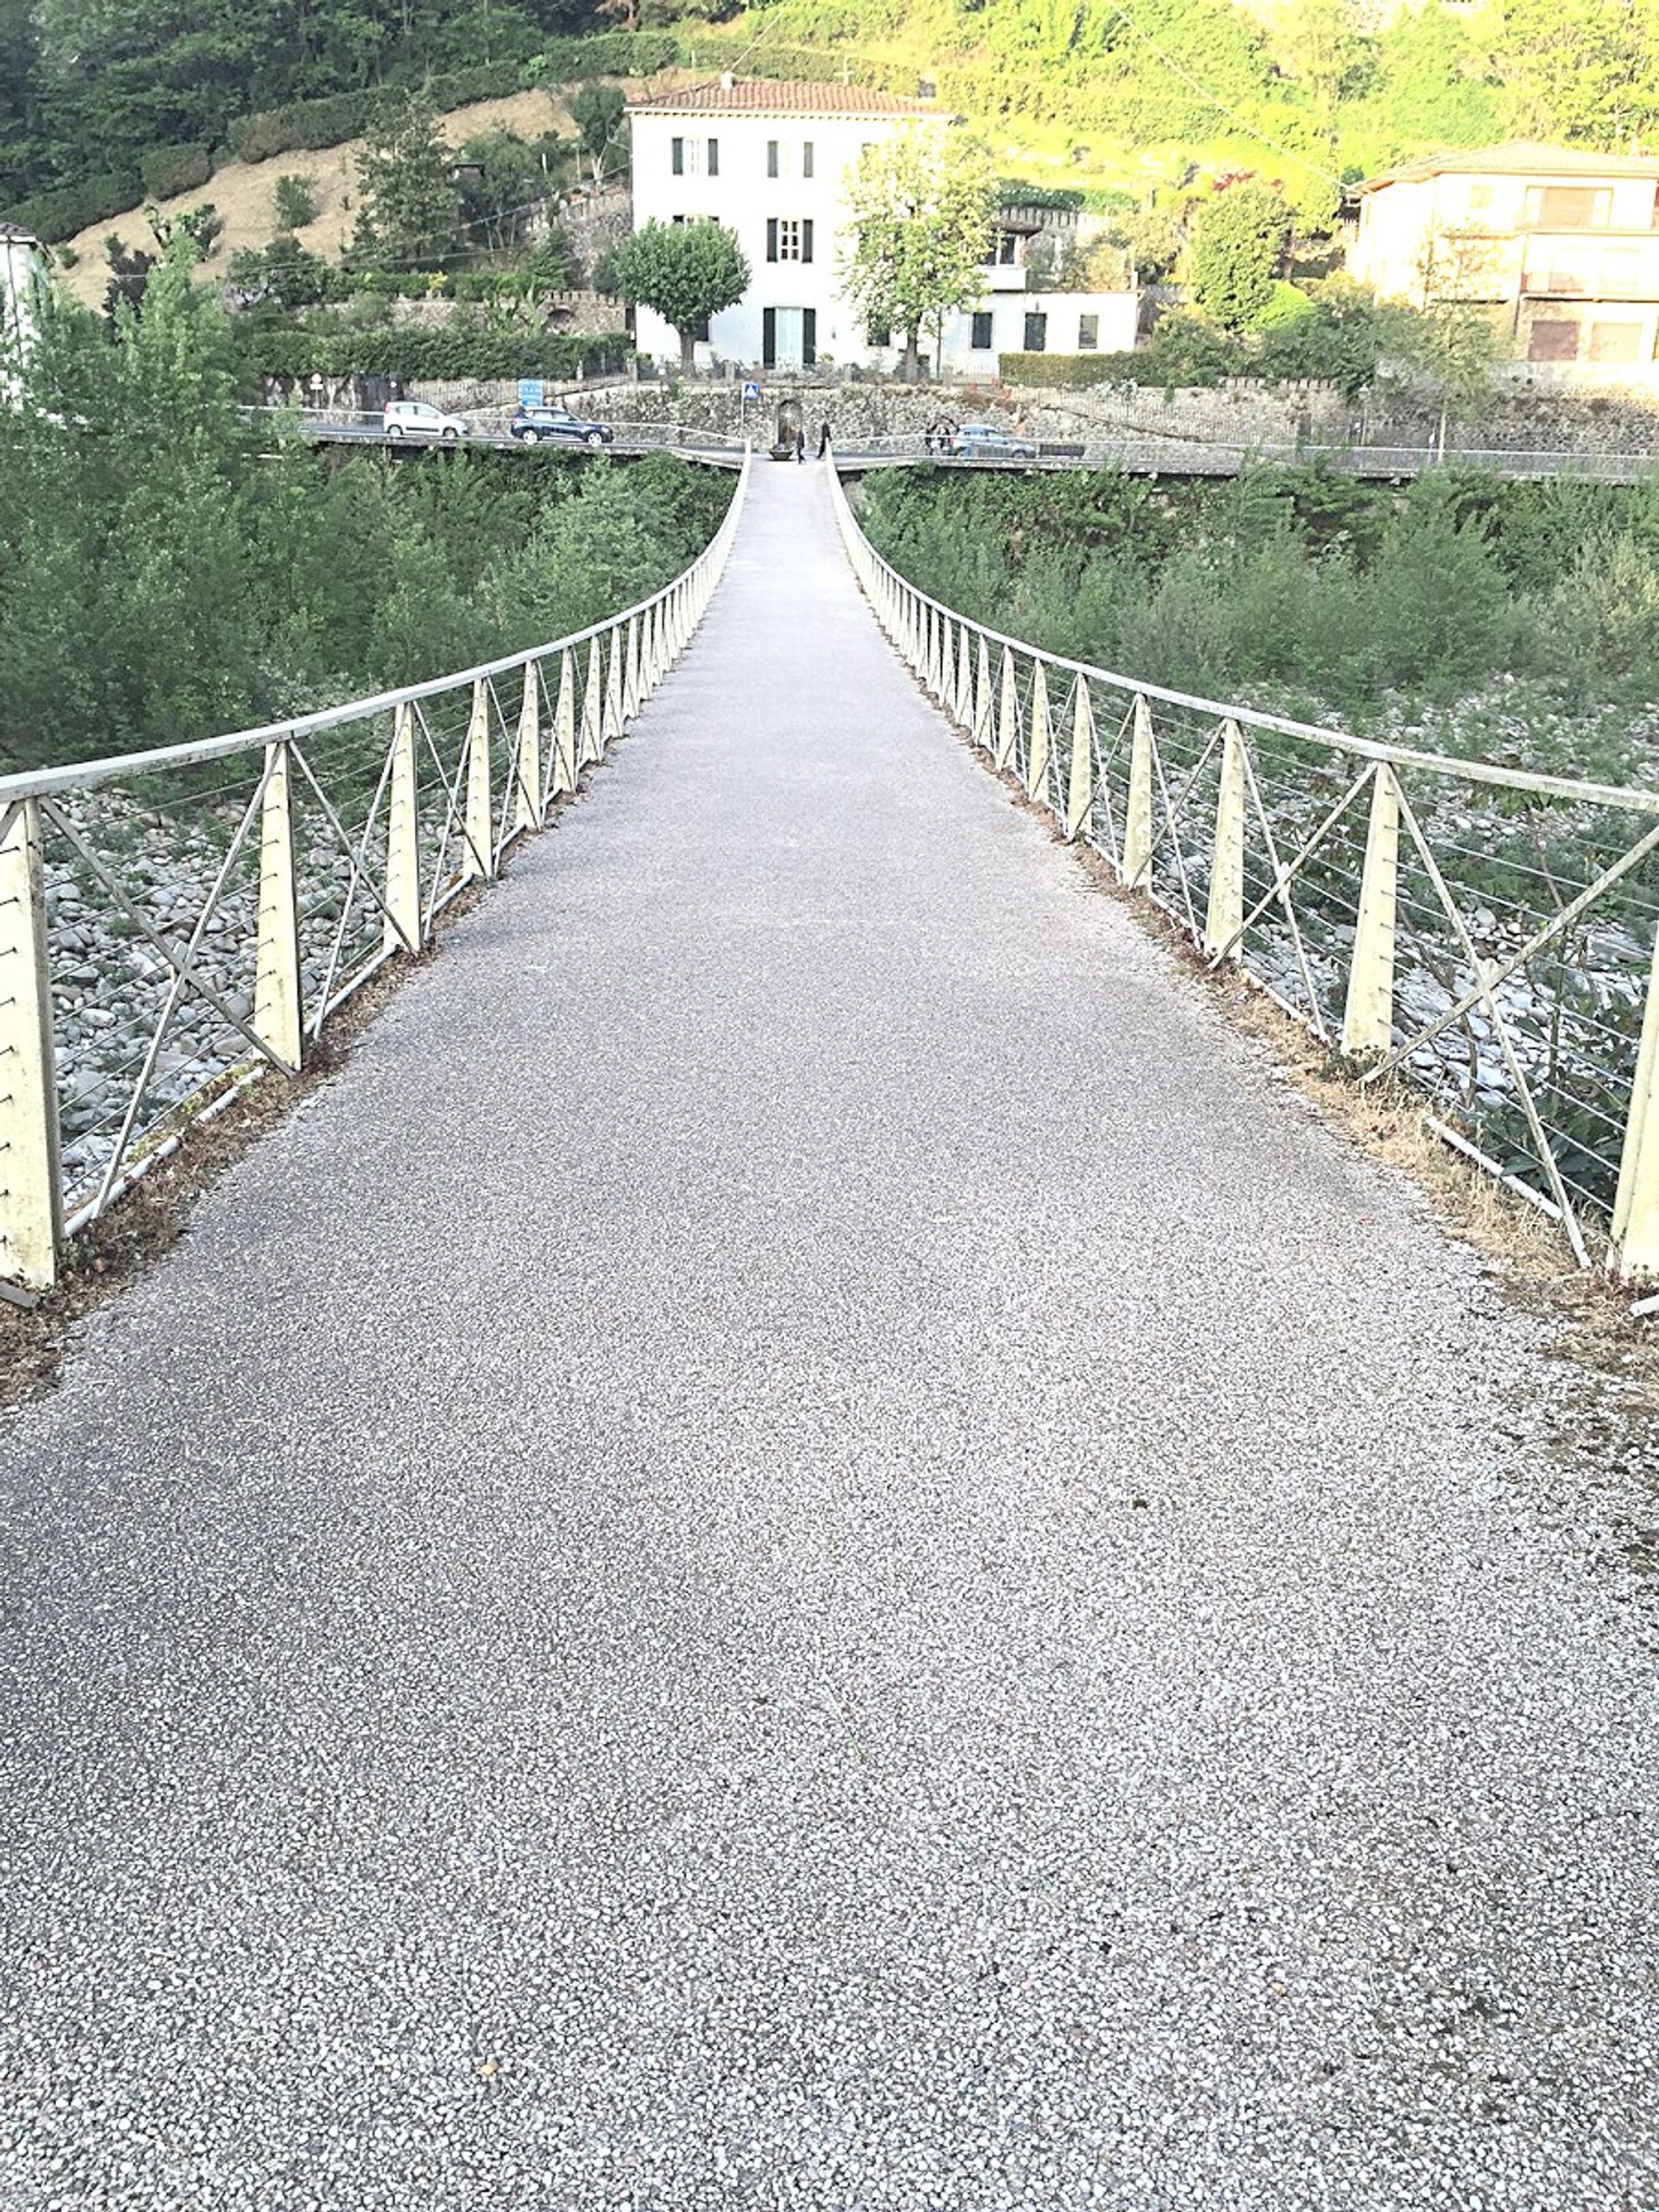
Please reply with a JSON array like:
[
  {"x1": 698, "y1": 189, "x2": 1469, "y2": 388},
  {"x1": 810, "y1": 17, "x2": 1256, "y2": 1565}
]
[{"x1": 0, "y1": 460, "x2": 1655, "y2": 2209}]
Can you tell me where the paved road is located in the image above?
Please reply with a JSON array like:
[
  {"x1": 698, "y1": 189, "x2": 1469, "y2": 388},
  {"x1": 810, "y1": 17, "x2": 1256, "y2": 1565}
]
[{"x1": 3, "y1": 465, "x2": 1656, "y2": 2211}]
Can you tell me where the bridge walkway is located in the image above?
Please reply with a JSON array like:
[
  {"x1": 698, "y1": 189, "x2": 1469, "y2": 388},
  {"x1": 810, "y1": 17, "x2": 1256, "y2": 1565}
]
[{"x1": 0, "y1": 463, "x2": 1654, "y2": 2209}]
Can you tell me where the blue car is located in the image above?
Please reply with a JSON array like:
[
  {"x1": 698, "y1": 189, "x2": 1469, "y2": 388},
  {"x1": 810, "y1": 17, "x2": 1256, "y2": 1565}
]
[{"x1": 510, "y1": 405, "x2": 613, "y2": 448}]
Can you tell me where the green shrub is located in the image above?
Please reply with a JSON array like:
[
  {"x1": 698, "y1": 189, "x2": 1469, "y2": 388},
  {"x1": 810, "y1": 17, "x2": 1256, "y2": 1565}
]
[
  {"x1": 3, "y1": 172, "x2": 143, "y2": 244},
  {"x1": 999, "y1": 351, "x2": 1121, "y2": 387},
  {"x1": 232, "y1": 92, "x2": 375, "y2": 164},
  {"x1": 140, "y1": 143, "x2": 213, "y2": 200},
  {"x1": 246, "y1": 324, "x2": 630, "y2": 382},
  {"x1": 273, "y1": 174, "x2": 319, "y2": 230}
]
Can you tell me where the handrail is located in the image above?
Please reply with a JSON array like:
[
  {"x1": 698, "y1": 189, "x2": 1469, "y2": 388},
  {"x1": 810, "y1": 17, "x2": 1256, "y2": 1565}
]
[
  {"x1": 0, "y1": 446, "x2": 752, "y2": 1291},
  {"x1": 826, "y1": 455, "x2": 1659, "y2": 1287},
  {"x1": 829, "y1": 464, "x2": 1659, "y2": 817},
  {"x1": 0, "y1": 449, "x2": 746, "y2": 804}
]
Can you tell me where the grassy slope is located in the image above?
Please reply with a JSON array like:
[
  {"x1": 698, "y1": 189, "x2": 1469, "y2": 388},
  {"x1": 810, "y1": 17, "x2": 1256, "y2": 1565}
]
[{"x1": 56, "y1": 87, "x2": 585, "y2": 308}]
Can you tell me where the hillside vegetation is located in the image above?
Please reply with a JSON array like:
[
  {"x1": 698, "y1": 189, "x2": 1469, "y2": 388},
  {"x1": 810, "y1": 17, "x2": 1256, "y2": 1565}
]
[
  {"x1": 2, "y1": 0, "x2": 1648, "y2": 245},
  {"x1": 0, "y1": 241, "x2": 728, "y2": 767},
  {"x1": 857, "y1": 462, "x2": 1659, "y2": 779}
]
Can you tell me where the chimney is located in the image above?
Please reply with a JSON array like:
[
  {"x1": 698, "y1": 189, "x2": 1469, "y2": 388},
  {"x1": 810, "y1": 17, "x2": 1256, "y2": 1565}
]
[{"x1": 720, "y1": 72, "x2": 734, "y2": 90}]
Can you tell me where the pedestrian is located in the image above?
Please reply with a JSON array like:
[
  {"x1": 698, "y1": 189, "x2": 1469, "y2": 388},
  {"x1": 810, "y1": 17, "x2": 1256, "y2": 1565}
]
[
  {"x1": 795, "y1": 425, "x2": 805, "y2": 463},
  {"x1": 817, "y1": 418, "x2": 832, "y2": 458}
]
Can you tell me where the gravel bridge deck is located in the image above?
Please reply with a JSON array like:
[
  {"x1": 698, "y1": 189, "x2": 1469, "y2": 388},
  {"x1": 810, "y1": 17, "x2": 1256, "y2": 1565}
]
[{"x1": 2, "y1": 464, "x2": 1656, "y2": 2211}]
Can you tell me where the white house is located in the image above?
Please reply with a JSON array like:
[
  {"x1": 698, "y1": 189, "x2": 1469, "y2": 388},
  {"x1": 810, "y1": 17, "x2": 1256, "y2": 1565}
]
[
  {"x1": 625, "y1": 79, "x2": 1136, "y2": 374},
  {"x1": 0, "y1": 223, "x2": 46, "y2": 390}
]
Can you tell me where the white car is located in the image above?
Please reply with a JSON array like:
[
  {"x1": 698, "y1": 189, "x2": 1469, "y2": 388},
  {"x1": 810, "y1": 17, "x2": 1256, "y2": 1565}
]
[{"x1": 382, "y1": 399, "x2": 467, "y2": 443}]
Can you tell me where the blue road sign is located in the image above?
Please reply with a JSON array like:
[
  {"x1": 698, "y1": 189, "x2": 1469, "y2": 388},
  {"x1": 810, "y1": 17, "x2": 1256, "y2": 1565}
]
[
  {"x1": 741, "y1": 380, "x2": 760, "y2": 401},
  {"x1": 518, "y1": 378, "x2": 545, "y2": 407}
]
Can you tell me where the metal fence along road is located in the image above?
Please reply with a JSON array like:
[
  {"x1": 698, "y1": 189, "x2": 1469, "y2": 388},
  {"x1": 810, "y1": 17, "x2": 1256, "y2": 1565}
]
[
  {"x1": 0, "y1": 451, "x2": 750, "y2": 1293},
  {"x1": 828, "y1": 462, "x2": 1659, "y2": 1284},
  {"x1": 270, "y1": 410, "x2": 1659, "y2": 484}
]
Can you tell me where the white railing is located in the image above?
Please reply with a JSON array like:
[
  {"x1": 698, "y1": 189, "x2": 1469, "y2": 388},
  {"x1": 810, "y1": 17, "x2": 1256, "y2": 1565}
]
[
  {"x1": 0, "y1": 450, "x2": 750, "y2": 1292},
  {"x1": 828, "y1": 460, "x2": 1659, "y2": 1283}
]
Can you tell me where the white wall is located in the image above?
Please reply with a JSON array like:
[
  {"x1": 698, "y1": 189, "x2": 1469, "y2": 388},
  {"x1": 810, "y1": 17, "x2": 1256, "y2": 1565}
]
[
  {"x1": 0, "y1": 230, "x2": 45, "y2": 388},
  {"x1": 938, "y1": 288, "x2": 1138, "y2": 373},
  {"x1": 630, "y1": 109, "x2": 929, "y2": 369}
]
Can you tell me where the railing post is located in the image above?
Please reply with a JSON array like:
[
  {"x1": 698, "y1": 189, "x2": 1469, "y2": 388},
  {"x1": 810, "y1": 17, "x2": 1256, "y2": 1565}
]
[
  {"x1": 604, "y1": 627, "x2": 626, "y2": 749},
  {"x1": 1341, "y1": 764, "x2": 1400, "y2": 1055},
  {"x1": 0, "y1": 798, "x2": 63, "y2": 1290},
  {"x1": 581, "y1": 640, "x2": 603, "y2": 766},
  {"x1": 1123, "y1": 694, "x2": 1154, "y2": 888},
  {"x1": 513, "y1": 665, "x2": 542, "y2": 837},
  {"x1": 1204, "y1": 719, "x2": 1246, "y2": 957},
  {"x1": 253, "y1": 740, "x2": 303, "y2": 1070},
  {"x1": 1614, "y1": 921, "x2": 1659, "y2": 1278},
  {"x1": 624, "y1": 615, "x2": 643, "y2": 720},
  {"x1": 1026, "y1": 661, "x2": 1052, "y2": 806},
  {"x1": 995, "y1": 649, "x2": 1020, "y2": 774},
  {"x1": 553, "y1": 650, "x2": 578, "y2": 798},
  {"x1": 973, "y1": 637, "x2": 994, "y2": 752},
  {"x1": 1065, "y1": 677, "x2": 1096, "y2": 841},
  {"x1": 385, "y1": 702, "x2": 421, "y2": 956},
  {"x1": 938, "y1": 617, "x2": 955, "y2": 710},
  {"x1": 953, "y1": 623, "x2": 975, "y2": 730},
  {"x1": 461, "y1": 677, "x2": 494, "y2": 883}
]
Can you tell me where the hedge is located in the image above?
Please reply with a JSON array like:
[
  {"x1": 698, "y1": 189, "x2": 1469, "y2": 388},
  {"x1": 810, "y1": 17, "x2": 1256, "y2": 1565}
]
[
  {"x1": 247, "y1": 326, "x2": 631, "y2": 382},
  {"x1": 140, "y1": 142, "x2": 213, "y2": 200},
  {"x1": 2, "y1": 169, "x2": 143, "y2": 244},
  {"x1": 999, "y1": 352, "x2": 1131, "y2": 388}
]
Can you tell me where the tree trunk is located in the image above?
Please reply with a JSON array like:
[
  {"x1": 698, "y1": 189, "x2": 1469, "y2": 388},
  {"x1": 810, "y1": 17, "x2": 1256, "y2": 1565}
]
[
  {"x1": 679, "y1": 327, "x2": 696, "y2": 373},
  {"x1": 902, "y1": 330, "x2": 921, "y2": 384}
]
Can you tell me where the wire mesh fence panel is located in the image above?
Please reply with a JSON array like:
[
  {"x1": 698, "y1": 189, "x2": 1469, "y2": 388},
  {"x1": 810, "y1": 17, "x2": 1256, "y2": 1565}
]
[
  {"x1": 0, "y1": 453, "x2": 750, "y2": 1282},
  {"x1": 43, "y1": 756, "x2": 270, "y2": 1214},
  {"x1": 827, "y1": 467, "x2": 1659, "y2": 1274}
]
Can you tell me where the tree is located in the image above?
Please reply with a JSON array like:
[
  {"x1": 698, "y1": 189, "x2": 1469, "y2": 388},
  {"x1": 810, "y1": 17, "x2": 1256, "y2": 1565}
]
[
  {"x1": 1493, "y1": 0, "x2": 1656, "y2": 142},
  {"x1": 841, "y1": 128, "x2": 995, "y2": 384},
  {"x1": 1108, "y1": 207, "x2": 1183, "y2": 286},
  {"x1": 570, "y1": 81, "x2": 626, "y2": 188},
  {"x1": 1395, "y1": 304, "x2": 1501, "y2": 456},
  {"x1": 103, "y1": 232, "x2": 156, "y2": 319},
  {"x1": 272, "y1": 174, "x2": 319, "y2": 231},
  {"x1": 609, "y1": 218, "x2": 749, "y2": 371},
  {"x1": 1190, "y1": 182, "x2": 1291, "y2": 331},
  {"x1": 226, "y1": 233, "x2": 338, "y2": 311},
  {"x1": 456, "y1": 129, "x2": 565, "y2": 253},
  {"x1": 351, "y1": 94, "x2": 461, "y2": 271}
]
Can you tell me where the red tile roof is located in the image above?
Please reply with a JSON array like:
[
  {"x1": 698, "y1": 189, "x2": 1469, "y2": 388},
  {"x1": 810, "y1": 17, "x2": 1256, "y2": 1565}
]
[
  {"x1": 1361, "y1": 140, "x2": 1659, "y2": 194},
  {"x1": 627, "y1": 77, "x2": 940, "y2": 119}
]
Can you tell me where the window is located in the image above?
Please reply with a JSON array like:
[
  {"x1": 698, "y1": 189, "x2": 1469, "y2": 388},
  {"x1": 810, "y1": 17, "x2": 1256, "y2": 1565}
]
[
  {"x1": 1524, "y1": 185, "x2": 1611, "y2": 230},
  {"x1": 997, "y1": 232, "x2": 1019, "y2": 265},
  {"x1": 1023, "y1": 310, "x2": 1048, "y2": 352},
  {"x1": 767, "y1": 218, "x2": 812, "y2": 263},
  {"x1": 803, "y1": 141, "x2": 814, "y2": 179},
  {"x1": 1078, "y1": 314, "x2": 1099, "y2": 350},
  {"x1": 671, "y1": 137, "x2": 702, "y2": 177},
  {"x1": 969, "y1": 311, "x2": 994, "y2": 350},
  {"x1": 1588, "y1": 318, "x2": 1642, "y2": 362},
  {"x1": 767, "y1": 140, "x2": 779, "y2": 179},
  {"x1": 868, "y1": 319, "x2": 891, "y2": 346},
  {"x1": 691, "y1": 315, "x2": 710, "y2": 342},
  {"x1": 671, "y1": 136, "x2": 683, "y2": 176},
  {"x1": 1527, "y1": 316, "x2": 1579, "y2": 361},
  {"x1": 708, "y1": 138, "x2": 719, "y2": 177}
]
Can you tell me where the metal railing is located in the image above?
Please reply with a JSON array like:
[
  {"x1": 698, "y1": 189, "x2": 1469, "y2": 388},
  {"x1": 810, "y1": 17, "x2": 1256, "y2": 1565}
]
[
  {"x1": 828, "y1": 461, "x2": 1659, "y2": 1282},
  {"x1": 0, "y1": 450, "x2": 750, "y2": 1292},
  {"x1": 266, "y1": 409, "x2": 746, "y2": 463},
  {"x1": 833, "y1": 435, "x2": 1659, "y2": 481}
]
